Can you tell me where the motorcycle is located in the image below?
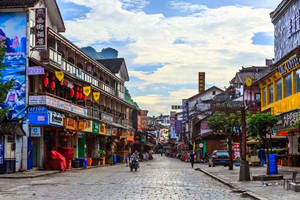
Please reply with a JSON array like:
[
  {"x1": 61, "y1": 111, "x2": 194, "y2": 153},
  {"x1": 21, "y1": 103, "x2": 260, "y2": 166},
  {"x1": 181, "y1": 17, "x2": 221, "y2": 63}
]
[{"x1": 130, "y1": 158, "x2": 139, "y2": 172}]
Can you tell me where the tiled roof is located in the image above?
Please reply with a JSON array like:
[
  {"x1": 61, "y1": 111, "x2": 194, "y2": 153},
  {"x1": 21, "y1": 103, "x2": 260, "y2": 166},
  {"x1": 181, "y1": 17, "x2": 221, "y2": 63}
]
[
  {"x1": 97, "y1": 58, "x2": 124, "y2": 74},
  {"x1": 0, "y1": 0, "x2": 39, "y2": 7}
]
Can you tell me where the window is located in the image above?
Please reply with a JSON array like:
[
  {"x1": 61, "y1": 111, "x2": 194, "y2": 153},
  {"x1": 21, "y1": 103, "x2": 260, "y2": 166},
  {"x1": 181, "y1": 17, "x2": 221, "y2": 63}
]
[
  {"x1": 263, "y1": 87, "x2": 266, "y2": 106},
  {"x1": 255, "y1": 93, "x2": 261, "y2": 101},
  {"x1": 276, "y1": 79, "x2": 282, "y2": 101},
  {"x1": 285, "y1": 73, "x2": 292, "y2": 97},
  {"x1": 212, "y1": 91, "x2": 216, "y2": 95},
  {"x1": 296, "y1": 68, "x2": 300, "y2": 93},
  {"x1": 268, "y1": 84, "x2": 274, "y2": 104}
]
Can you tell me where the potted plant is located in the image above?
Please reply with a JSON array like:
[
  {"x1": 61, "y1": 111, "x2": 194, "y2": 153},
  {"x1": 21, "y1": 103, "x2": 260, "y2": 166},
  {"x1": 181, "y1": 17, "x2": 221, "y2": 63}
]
[{"x1": 98, "y1": 149, "x2": 106, "y2": 165}]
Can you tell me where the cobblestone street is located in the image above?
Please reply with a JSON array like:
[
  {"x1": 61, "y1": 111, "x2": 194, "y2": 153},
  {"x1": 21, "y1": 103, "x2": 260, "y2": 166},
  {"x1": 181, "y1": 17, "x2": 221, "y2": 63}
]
[{"x1": 0, "y1": 156, "x2": 249, "y2": 200}]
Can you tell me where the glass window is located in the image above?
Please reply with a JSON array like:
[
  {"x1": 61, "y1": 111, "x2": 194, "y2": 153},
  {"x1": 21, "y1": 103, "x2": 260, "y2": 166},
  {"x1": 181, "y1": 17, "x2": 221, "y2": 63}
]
[
  {"x1": 285, "y1": 73, "x2": 292, "y2": 97},
  {"x1": 263, "y1": 87, "x2": 266, "y2": 106},
  {"x1": 276, "y1": 79, "x2": 282, "y2": 101},
  {"x1": 57, "y1": 54, "x2": 62, "y2": 65},
  {"x1": 296, "y1": 68, "x2": 300, "y2": 93},
  {"x1": 269, "y1": 84, "x2": 274, "y2": 104}
]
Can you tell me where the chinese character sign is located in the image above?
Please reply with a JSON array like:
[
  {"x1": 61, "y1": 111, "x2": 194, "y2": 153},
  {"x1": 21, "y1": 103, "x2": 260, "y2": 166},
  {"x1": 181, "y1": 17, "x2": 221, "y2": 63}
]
[
  {"x1": 35, "y1": 8, "x2": 46, "y2": 49},
  {"x1": 0, "y1": 13, "x2": 27, "y2": 120}
]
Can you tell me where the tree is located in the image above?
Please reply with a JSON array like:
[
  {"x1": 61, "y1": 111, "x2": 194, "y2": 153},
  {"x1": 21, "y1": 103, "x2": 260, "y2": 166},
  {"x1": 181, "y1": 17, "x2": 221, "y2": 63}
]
[
  {"x1": 247, "y1": 113, "x2": 278, "y2": 174},
  {"x1": 207, "y1": 111, "x2": 241, "y2": 170},
  {"x1": 0, "y1": 39, "x2": 14, "y2": 120}
]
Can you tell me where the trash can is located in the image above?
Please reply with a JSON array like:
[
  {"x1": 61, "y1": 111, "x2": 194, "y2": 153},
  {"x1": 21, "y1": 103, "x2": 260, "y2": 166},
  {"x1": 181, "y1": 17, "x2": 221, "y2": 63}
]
[
  {"x1": 268, "y1": 154, "x2": 278, "y2": 175},
  {"x1": 113, "y1": 154, "x2": 117, "y2": 164}
]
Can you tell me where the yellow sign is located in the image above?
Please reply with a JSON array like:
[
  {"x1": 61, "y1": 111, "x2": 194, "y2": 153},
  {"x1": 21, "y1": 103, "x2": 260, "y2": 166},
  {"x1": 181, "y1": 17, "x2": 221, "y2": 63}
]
[
  {"x1": 193, "y1": 142, "x2": 195, "y2": 152},
  {"x1": 245, "y1": 77, "x2": 253, "y2": 87},
  {"x1": 55, "y1": 71, "x2": 64, "y2": 81},
  {"x1": 93, "y1": 91, "x2": 100, "y2": 102},
  {"x1": 83, "y1": 86, "x2": 91, "y2": 96}
]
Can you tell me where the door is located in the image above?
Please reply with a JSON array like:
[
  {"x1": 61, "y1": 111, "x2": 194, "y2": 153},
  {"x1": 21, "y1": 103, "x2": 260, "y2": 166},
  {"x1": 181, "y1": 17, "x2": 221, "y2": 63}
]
[
  {"x1": 78, "y1": 135, "x2": 86, "y2": 158},
  {"x1": 32, "y1": 137, "x2": 40, "y2": 167}
]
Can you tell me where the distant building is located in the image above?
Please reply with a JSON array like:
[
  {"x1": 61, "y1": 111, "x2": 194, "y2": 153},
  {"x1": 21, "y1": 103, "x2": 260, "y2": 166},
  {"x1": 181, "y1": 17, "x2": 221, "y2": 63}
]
[{"x1": 100, "y1": 48, "x2": 118, "y2": 59}]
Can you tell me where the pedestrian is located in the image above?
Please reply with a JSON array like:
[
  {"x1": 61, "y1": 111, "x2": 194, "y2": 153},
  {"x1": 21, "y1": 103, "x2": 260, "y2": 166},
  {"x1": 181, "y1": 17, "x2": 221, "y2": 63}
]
[
  {"x1": 258, "y1": 148, "x2": 266, "y2": 167},
  {"x1": 190, "y1": 152, "x2": 195, "y2": 168},
  {"x1": 160, "y1": 149, "x2": 163, "y2": 156}
]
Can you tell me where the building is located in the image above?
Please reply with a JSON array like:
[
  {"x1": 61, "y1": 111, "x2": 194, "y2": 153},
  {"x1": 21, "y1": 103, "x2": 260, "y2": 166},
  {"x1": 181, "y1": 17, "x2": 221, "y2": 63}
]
[
  {"x1": 0, "y1": 0, "x2": 136, "y2": 173},
  {"x1": 256, "y1": 0, "x2": 300, "y2": 166}
]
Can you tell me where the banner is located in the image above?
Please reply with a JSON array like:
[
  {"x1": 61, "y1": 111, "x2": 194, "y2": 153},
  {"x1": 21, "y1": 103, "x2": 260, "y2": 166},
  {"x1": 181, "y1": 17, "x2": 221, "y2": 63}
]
[
  {"x1": 93, "y1": 91, "x2": 100, "y2": 102},
  {"x1": 0, "y1": 13, "x2": 27, "y2": 120},
  {"x1": 55, "y1": 71, "x2": 64, "y2": 81},
  {"x1": 35, "y1": 8, "x2": 46, "y2": 49},
  {"x1": 83, "y1": 86, "x2": 91, "y2": 96}
]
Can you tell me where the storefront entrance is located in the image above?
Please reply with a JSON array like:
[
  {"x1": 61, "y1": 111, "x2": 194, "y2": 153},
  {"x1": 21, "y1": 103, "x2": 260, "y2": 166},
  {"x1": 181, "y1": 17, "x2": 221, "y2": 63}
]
[
  {"x1": 32, "y1": 137, "x2": 41, "y2": 167},
  {"x1": 78, "y1": 134, "x2": 86, "y2": 158}
]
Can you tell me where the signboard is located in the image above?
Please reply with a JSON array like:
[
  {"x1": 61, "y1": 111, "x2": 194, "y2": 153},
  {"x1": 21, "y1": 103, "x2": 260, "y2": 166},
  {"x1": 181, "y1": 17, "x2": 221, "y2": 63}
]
[
  {"x1": 83, "y1": 120, "x2": 92, "y2": 132},
  {"x1": 175, "y1": 120, "x2": 182, "y2": 135},
  {"x1": 49, "y1": 111, "x2": 64, "y2": 126},
  {"x1": 171, "y1": 105, "x2": 183, "y2": 110},
  {"x1": 0, "y1": 13, "x2": 27, "y2": 120},
  {"x1": 141, "y1": 110, "x2": 148, "y2": 130},
  {"x1": 199, "y1": 72, "x2": 205, "y2": 93},
  {"x1": 233, "y1": 143, "x2": 240, "y2": 160},
  {"x1": 99, "y1": 123, "x2": 106, "y2": 135},
  {"x1": 64, "y1": 118, "x2": 77, "y2": 130},
  {"x1": 35, "y1": 8, "x2": 46, "y2": 49},
  {"x1": 245, "y1": 77, "x2": 253, "y2": 87},
  {"x1": 138, "y1": 115, "x2": 142, "y2": 132},
  {"x1": 28, "y1": 106, "x2": 48, "y2": 125},
  {"x1": 275, "y1": 109, "x2": 299, "y2": 132},
  {"x1": 31, "y1": 127, "x2": 41, "y2": 137},
  {"x1": 29, "y1": 95, "x2": 88, "y2": 116},
  {"x1": 28, "y1": 66, "x2": 45, "y2": 75},
  {"x1": 278, "y1": 55, "x2": 300, "y2": 76},
  {"x1": 182, "y1": 99, "x2": 189, "y2": 121},
  {"x1": 92, "y1": 121, "x2": 99, "y2": 134},
  {"x1": 101, "y1": 113, "x2": 113, "y2": 122}
]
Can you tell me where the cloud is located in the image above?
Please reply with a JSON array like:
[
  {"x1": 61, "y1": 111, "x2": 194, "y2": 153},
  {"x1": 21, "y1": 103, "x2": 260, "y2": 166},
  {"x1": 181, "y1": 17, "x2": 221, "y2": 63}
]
[
  {"x1": 133, "y1": 89, "x2": 197, "y2": 115},
  {"x1": 169, "y1": 1, "x2": 208, "y2": 13},
  {"x1": 60, "y1": 0, "x2": 275, "y2": 114},
  {"x1": 121, "y1": 0, "x2": 149, "y2": 11}
]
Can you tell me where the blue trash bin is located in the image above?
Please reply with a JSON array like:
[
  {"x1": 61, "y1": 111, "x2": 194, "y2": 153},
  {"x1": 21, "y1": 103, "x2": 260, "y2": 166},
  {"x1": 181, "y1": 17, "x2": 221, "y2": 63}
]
[
  {"x1": 268, "y1": 154, "x2": 278, "y2": 175},
  {"x1": 113, "y1": 154, "x2": 117, "y2": 164}
]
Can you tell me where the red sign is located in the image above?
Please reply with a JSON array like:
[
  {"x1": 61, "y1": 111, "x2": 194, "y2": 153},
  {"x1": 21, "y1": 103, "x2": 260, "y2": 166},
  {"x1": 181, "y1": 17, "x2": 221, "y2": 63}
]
[
  {"x1": 35, "y1": 8, "x2": 46, "y2": 49},
  {"x1": 233, "y1": 143, "x2": 240, "y2": 160},
  {"x1": 138, "y1": 115, "x2": 142, "y2": 132},
  {"x1": 277, "y1": 131, "x2": 288, "y2": 136}
]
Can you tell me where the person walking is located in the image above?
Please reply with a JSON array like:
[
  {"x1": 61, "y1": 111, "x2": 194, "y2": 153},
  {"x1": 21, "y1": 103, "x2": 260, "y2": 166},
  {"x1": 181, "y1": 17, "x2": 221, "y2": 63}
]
[
  {"x1": 190, "y1": 152, "x2": 195, "y2": 168},
  {"x1": 258, "y1": 148, "x2": 266, "y2": 167}
]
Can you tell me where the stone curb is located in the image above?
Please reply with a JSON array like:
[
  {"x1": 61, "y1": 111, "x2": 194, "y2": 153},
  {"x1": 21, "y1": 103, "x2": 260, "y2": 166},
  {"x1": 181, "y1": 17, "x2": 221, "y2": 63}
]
[{"x1": 195, "y1": 168, "x2": 270, "y2": 200}]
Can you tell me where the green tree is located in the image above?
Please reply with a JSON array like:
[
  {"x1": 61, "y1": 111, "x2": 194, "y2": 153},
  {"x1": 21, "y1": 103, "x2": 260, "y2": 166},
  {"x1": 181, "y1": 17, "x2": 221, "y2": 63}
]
[
  {"x1": 207, "y1": 111, "x2": 241, "y2": 170},
  {"x1": 0, "y1": 39, "x2": 14, "y2": 120},
  {"x1": 247, "y1": 113, "x2": 278, "y2": 174}
]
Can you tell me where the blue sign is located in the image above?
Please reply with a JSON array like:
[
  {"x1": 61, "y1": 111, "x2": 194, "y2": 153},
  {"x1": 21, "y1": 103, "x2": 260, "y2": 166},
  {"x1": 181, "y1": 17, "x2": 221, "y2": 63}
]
[
  {"x1": 28, "y1": 107, "x2": 48, "y2": 125},
  {"x1": 31, "y1": 127, "x2": 41, "y2": 137},
  {"x1": 0, "y1": 13, "x2": 27, "y2": 120}
]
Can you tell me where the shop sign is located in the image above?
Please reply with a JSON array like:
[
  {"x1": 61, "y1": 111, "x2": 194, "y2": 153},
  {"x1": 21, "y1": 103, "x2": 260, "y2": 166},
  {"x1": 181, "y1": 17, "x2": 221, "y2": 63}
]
[
  {"x1": 127, "y1": 136, "x2": 134, "y2": 142},
  {"x1": 92, "y1": 121, "x2": 99, "y2": 134},
  {"x1": 233, "y1": 143, "x2": 240, "y2": 160},
  {"x1": 121, "y1": 130, "x2": 129, "y2": 138},
  {"x1": 49, "y1": 111, "x2": 64, "y2": 127},
  {"x1": 31, "y1": 127, "x2": 41, "y2": 137},
  {"x1": 277, "y1": 130, "x2": 288, "y2": 136},
  {"x1": 28, "y1": 66, "x2": 44, "y2": 75},
  {"x1": 99, "y1": 123, "x2": 106, "y2": 135},
  {"x1": 28, "y1": 106, "x2": 48, "y2": 125},
  {"x1": 83, "y1": 120, "x2": 92, "y2": 132},
  {"x1": 78, "y1": 121, "x2": 85, "y2": 131},
  {"x1": 106, "y1": 127, "x2": 112, "y2": 136},
  {"x1": 278, "y1": 55, "x2": 300, "y2": 76},
  {"x1": 35, "y1": 8, "x2": 46, "y2": 50},
  {"x1": 29, "y1": 95, "x2": 87, "y2": 116},
  {"x1": 101, "y1": 113, "x2": 113, "y2": 122},
  {"x1": 112, "y1": 128, "x2": 118, "y2": 136},
  {"x1": 277, "y1": 109, "x2": 299, "y2": 129},
  {"x1": 64, "y1": 118, "x2": 77, "y2": 130}
]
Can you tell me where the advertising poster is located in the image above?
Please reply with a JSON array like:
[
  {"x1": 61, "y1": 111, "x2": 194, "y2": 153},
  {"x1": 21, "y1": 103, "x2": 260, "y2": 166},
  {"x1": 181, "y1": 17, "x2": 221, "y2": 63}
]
[{"x1": 0, "y1": 13, "x2": 26, "y2": 119}]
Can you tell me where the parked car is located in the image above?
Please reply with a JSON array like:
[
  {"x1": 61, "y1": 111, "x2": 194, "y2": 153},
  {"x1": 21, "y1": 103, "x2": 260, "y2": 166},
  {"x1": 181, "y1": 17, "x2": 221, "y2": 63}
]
[{"x1": 208, "y1": 150, "x2": 230, "y2": 167}]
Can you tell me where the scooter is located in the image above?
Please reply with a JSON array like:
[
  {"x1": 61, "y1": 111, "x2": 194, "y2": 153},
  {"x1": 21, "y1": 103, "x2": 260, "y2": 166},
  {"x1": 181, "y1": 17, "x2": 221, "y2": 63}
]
[{"x1": 130, "y1": 158, "x2": 139, "y2": 172}]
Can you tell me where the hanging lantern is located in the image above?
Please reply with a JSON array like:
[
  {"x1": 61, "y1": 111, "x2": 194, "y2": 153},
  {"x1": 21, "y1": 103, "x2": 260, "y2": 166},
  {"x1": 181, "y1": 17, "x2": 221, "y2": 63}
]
[
  {"x1": 79, "y1": 88, "x2": 83, "y2": 99},
  {"x1": 43, "y1": 72, "x2": 49, "y2": 87},
  {"x1": 83, "y1": 95, "x2": 87, "y2": 101},
  {"x1": 50, "y1": 76, "x2": 55, "y2": 90},
  {"x1": 75, "y1": 86, "x2": 79, "y2": 99},
  {"x1": 70, "y1": 88, "x2": 75, "y2": 97}
]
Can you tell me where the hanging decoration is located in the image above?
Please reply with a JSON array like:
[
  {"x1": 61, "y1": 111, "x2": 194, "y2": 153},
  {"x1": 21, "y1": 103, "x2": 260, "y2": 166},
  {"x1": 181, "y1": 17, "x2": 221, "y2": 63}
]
[
  {"x1": 43, "y1": 72, "x2": 49, "y2": 87},
  {"x1": 55, "y1": 71, "x2": 64, "y2": 82},
  {"x1": 70, "y1": 88, "x2": 75, "y2": 97},
  {"x1": 83, "y1": 86, "x2": 91, "y2": 97},
  {"x1": 50, "y1": 76, "x2": 55, "y2": 90},
  {"x1": 75, "y1": 86, "x2": 79, "y2": 99},
  {"x1": 79, "y1": 88, "x2": 83, "y2": 99},
  {"x1": 83, "y1": 95, "x2": 87, "y2": 101},
  {"x1": 93, "y1": 91, "x2": 100, "y2": 102}
]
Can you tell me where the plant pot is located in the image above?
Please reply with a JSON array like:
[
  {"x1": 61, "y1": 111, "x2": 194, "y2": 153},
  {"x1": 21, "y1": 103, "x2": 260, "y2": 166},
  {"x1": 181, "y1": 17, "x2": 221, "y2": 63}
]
[{"x1": 92, "y1": 159, "x2": 100, "y2": 166}]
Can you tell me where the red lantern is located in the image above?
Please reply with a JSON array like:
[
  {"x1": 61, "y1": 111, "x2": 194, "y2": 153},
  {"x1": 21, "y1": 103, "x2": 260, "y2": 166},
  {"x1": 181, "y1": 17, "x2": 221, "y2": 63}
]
[
  {"x1": 83, "y1": 95, "x2": 87, "y2": 101},
  {"x1": 79, "y1": 88, "x2": 83, "y2": 99},
  {"x1": 75, "y1": 87, "x2": 79, "y2": 99},
  {"x1": 43, "y1": 77, "x2": 49, "y2": 87},
  {"x1": 70, "y1": 88, "x2": 75, "y2": 97},
  {"x1": 50, "y1": 76, "x2": 55, "y2": 90}
]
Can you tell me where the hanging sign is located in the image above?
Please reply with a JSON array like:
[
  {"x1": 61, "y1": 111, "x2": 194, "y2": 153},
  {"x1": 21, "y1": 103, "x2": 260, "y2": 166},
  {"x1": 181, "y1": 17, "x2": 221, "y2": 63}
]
[
  {"x1": 55, "y1": 71, "x2": 64, "y2": 81},
  {"x1": 31, "y1": 127, "x2": 42, "y2": 137},
  {"x1": 93, "y1": 91, "x2": 100, "y2": 102},
  {"x1": 35, "y1": 8, "x2": 46, "y2": 50},
  {"x1": 28, "y1": 66, "x2": 45, "y2": 75},
  {"x1": 49, "y1": 111, "x2": 64, "y2": 126},
  {"x1": 245, "y1": 77, "x2": 253, "y2": 87},
  {"x1": 83, "y1": 86, "x2": 91, "y2": 96}
]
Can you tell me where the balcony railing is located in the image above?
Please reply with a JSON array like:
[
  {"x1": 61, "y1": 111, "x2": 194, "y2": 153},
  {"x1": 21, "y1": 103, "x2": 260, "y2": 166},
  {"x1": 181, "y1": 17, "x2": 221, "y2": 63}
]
[{"x1": 48, "y1": 48, "x2": 117, "y2": 97}]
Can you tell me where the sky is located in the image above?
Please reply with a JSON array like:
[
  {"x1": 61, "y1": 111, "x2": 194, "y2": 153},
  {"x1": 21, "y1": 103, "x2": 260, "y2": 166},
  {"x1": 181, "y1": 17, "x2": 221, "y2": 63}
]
[{"x1": 57, "y1": 0, "x2": 282, "y2": 116}]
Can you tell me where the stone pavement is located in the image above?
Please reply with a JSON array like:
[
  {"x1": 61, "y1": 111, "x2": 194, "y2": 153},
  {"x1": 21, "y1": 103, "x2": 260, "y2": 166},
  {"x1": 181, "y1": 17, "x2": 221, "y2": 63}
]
[
  {"x1": 195, "y1": 163, "x2": 300, "y2": 200},
  {"x1": 0, "y1": 169, "x2": 60, "y2": 179},
  {"x1": 0, "y1": 155, "x2": 250, "y2": 200}
]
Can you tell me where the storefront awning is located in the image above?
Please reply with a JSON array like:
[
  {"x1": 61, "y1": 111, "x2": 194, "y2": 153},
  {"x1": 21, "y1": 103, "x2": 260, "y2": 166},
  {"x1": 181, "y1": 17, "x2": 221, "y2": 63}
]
[{"x1": 0, "y1": 121, "x2": 25, "y2": 136}]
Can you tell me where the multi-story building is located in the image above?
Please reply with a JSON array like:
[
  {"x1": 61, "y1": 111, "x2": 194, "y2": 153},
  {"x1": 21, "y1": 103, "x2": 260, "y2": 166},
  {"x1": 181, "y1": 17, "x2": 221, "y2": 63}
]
[
  {"x1": 0, "y1": 0, "x2": 135, "y2": 173},
  {"x1": 256, "y1": 0, "x2": 300, "y2": 163}
]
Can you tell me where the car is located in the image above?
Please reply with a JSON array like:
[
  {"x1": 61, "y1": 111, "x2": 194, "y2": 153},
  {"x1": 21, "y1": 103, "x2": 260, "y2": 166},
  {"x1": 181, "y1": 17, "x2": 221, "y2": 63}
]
[{"x1": 208, "y1": 150, "x2": 230, "y2": 167}]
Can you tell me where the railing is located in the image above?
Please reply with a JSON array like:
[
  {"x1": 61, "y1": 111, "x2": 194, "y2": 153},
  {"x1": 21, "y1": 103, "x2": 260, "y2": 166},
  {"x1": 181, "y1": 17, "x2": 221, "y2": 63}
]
[{"x1": 48, "y1": 48, "x2": 117, "y2": 97}]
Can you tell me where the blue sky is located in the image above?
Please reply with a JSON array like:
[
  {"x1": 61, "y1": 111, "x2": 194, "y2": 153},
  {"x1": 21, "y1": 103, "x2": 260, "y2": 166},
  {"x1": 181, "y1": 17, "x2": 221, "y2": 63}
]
[{"x1": 58, "y1": 0, "x2": 281, "y2": 115}]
